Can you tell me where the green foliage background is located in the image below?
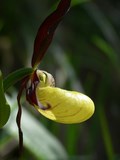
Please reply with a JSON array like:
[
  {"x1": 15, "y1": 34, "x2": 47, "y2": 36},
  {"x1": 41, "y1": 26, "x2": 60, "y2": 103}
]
[{"x1": 0, "y1": 0, "x2": 120, "y2": 159}]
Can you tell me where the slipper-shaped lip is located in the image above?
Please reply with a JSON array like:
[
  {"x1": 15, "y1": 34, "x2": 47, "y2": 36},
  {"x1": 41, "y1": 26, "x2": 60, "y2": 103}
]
[{"x1": 35, "y1": 85, "x2": 95, "y2": 124}]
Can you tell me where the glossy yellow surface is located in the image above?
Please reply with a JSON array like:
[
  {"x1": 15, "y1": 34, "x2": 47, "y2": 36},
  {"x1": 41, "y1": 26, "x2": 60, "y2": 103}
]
[{"x1": 35, "y1": 85, "x2": 95, "y2": 124}]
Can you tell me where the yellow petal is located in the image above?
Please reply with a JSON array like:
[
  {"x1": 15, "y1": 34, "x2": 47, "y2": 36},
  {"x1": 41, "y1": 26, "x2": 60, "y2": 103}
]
[
  {"x1": 35, "y1": 85, "x2": 95, "y2": 124},
  {"x1": 36, "y1": 70, "x2": 55, "y2": 87}
]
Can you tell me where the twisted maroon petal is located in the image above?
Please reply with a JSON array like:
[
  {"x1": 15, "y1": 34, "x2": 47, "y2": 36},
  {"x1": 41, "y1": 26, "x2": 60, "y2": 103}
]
[
  {"x1": 26, "y1": 70, "x2": 48, "y2": 110},
  {"x1": 32, "y1": 0, "x2": 71, "y2": 68},
  {"x1": 26, "y1": 70, "x2": 39, "y2": 106}
]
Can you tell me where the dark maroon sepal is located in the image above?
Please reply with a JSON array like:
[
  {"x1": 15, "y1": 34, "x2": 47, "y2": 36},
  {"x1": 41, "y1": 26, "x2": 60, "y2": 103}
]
[
  {"x1": 26, "y1": 71, "x2": 39, "y2": 105},
  {"x1": 26, "y1": 70, "x2": 48, "y2": 110},
  {"x1": 32, "y1": 0, "x2": 71, "y2": 68}
]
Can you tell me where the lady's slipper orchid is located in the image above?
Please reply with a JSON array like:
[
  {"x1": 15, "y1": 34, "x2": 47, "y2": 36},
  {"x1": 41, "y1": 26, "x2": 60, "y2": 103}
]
[
  {"x1": 36, "y1": 86, "x2": 94, "y2": 124},
  {"x1": 27, "y1": 70, "x2": 95, "y2": 124},
  {"x1": 16, "y1": 0, "x2": 95, "y2": 154}
]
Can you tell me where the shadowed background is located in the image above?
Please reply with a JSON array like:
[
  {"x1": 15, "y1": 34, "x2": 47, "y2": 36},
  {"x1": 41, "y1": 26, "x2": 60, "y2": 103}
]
[{"x1": 0, "y1": 0, "x2": 120, "y2": 159}]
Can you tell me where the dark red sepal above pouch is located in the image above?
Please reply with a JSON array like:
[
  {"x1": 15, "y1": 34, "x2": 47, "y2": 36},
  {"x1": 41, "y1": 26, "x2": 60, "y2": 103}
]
[{"x1": 32, "y1": 0, "x2": 71, "y2": 68}]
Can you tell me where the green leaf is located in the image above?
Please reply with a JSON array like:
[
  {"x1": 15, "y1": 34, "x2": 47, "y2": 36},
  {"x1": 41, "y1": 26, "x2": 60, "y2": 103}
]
[
  {"x1": 3, "y1": 68, "x2": 33, "y2": 92},
  {"x1": 0, "y1": 71, "x2": 10, "y2": 128},
  {"x1": 92, "y1": 36, "x2": 119, "y2": 68},
  {"x1": 71, "y1": 0, "x2": 90, "y2": 6}
]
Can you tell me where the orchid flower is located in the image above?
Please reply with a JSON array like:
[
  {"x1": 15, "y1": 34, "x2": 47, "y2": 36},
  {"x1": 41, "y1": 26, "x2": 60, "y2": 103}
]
[
  {"x1": 0, "y1": 0, "x2": 95, "y2": 154},
  {"x1": 26, "y1": 70, "x2": 94, "y2": 124}
]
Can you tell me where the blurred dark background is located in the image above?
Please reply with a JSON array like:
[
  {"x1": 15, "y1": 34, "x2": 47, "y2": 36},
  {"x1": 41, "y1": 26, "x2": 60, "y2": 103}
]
[{"x1": 0, "y1": 0, "x2": 120, "y2": 159}]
